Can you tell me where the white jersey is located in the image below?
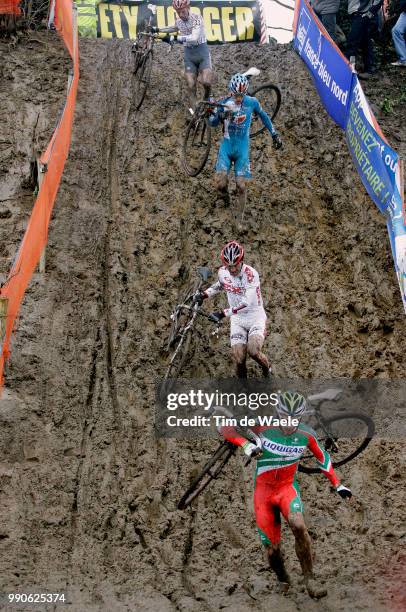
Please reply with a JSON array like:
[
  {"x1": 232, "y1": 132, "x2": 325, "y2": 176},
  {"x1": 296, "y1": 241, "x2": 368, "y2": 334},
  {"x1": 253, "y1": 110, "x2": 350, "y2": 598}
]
[
  {"x1": 205, "y1": 264, "x2": 266, "y2": 319},
  {"x1": 176, "y1": 13, "x2": 206, "y2": 46}
]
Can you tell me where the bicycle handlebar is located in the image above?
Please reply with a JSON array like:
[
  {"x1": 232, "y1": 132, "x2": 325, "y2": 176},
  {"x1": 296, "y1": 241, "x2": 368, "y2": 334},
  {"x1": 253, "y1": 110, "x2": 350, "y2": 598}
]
[
  {"x1": 172, "y1": 303, "x2": 218, "y2": 320},
  {"x1": 211, "y1": 407, "x2": 261, "y2": 465},
  {"x1": 170, "y1": 303, "x2": 222, "y2": 337},
  {"x1": 138, "y1": 31, "x2": 176, "y2": 48}
]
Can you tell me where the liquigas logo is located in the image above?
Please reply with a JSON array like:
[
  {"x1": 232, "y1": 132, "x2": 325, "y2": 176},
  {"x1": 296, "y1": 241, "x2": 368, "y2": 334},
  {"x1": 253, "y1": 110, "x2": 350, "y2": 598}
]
[{"x1": 261, "y1": 439, "x2": 306, "y2": 456}]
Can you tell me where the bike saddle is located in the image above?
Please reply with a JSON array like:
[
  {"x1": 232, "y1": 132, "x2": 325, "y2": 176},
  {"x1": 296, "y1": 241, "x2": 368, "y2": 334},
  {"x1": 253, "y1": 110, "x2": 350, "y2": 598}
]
[
  {"x1": 308, "y1": 388, "x2": 343, "y2": 403},
  {"x1": 243, "y1": 67, "x2": 261, "y2": 78},
  {"x1": 197, "y1": 266, "x2": 211, "y2": 281}
]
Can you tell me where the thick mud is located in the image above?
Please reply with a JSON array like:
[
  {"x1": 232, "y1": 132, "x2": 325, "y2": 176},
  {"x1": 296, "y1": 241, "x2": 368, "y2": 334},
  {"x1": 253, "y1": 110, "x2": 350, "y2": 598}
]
[{"x1": 0, "y1": 33, "x2": 405, "y2": 611}]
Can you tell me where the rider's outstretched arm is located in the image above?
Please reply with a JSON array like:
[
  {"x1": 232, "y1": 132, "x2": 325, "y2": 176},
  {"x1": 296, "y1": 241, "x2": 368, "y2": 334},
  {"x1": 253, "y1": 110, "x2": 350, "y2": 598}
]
[
  {"x1": 218, "y1": 423, "x2": 265, "y2": 446},
  {"x1": 306, "y1": 430, "x2": 340, "y2": 487},
  {"x1": 253, "y1": 98, "x2": 277, "y2": 136},
  {"x1": 204, "y1": 279, "x2": 224, "y2": 299},
  {"x1": 158, "y1": 25, "x2": 178, "y2": 34},
  {"x1": 208, "y1": 103, "x2": 229, "y2": 127}
]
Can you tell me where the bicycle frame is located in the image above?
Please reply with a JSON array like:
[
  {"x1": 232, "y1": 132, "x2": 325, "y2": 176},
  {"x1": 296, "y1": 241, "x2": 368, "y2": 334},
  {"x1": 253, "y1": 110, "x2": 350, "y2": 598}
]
[
  {"x1": 165, "y1": 305, "x2": 221, "y2": 380},
  {"x1": 169, "y1": 302, "x2": 222, "y2": 346},
  {"x1": 166, "y1": 305, "x2": 200, "y2": 373},
  {"x1": 306, "y1": 407, "x2": 340, "y2": 452}
]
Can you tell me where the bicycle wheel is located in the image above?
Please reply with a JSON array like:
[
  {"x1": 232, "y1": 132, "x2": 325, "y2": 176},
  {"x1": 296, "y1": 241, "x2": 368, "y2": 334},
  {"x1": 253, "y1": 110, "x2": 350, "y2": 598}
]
[
  {"x1": 164, "y1": 326, "x2": 194, "y2": 382},
  {"x1": 133, "y1": 49, "x2": 141, "y2": 75},
  {"x1": 299, "y1": 412, "x2": 375, "y2": 474},
  {"x1": 178, "y1": 442, "x2": 236, "y2": 509},
  {"x1": 250, "y1": 83, "x2": 281, "y2": 138},
  {"x1": 182, "y1": 115, "x2": 211, "y2": 177},
  {"x1": 134, "y1": 50, "x2": 153, "y2": 111},
  {"x1": 167, "y1": 282, "x2": 200, "y2": 350}
]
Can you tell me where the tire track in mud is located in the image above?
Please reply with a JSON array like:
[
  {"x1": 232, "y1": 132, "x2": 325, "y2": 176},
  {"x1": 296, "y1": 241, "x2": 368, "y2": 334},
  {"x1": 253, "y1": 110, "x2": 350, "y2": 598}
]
[
  {"x1": 68, "y1": 42, "x2": 127, "y2": 559},
  {"x1": 68, "y1": 43, "x2": 114, "y2": 558},
  {"x1": 123, "y1": 48, "x2": 217, "y2": 608},
  {"x1": 70, "y1": 327, "x2": 100, "y2": 531},
  {"x1": 180, "y1": 507, "x2": 214, "y2": 611},
  {"x1": 102, "y1": 46, "x2": 123, "y2": 434}
]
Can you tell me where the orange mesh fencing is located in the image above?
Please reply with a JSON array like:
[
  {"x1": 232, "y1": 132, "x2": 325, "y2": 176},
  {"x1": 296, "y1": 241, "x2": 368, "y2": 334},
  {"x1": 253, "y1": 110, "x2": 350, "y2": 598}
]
[
  {"x1": 0, "y1": 0, "x2": 21, "y2": 15},
  {"x1": 0, "y1": 0, "x2": 79, "y2": 389}
]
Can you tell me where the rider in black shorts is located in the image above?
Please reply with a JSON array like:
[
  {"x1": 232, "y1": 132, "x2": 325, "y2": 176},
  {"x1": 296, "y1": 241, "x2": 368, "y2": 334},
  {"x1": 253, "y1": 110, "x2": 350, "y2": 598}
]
[{"x1": 154, "y1": 0, "x2": 213, "y2": 109}]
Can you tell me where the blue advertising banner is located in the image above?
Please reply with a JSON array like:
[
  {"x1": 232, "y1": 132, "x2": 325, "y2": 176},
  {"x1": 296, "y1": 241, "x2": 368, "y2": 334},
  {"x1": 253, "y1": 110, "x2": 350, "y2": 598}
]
[
  {"x1": 345, "y1": 79, "x2": 404, "y2": 216},
  {"x1": 345, "y1": 78, "x2": 406, "y2": 311},
  {"x1": 293, "y1": 0, "x2": 353, "y2": 129},
  {"x1": 387, "y1": 224, "x2": 406, "y2": 313},
  {"x1": 293, "y1": 0, "x2": 406, "y2": 313}
]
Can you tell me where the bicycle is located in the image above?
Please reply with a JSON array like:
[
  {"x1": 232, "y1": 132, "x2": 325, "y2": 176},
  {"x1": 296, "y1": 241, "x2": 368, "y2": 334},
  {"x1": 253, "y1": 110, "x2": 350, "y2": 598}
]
[
  {"x1": 182, "y1": 67, "x2": 282, "y2": 177},
  {"x1": 177, "y1": 412, "x2": 260, "y2": 510},
  {"x1": 164, "y1": 266, "x2": 222, "y2": 382},
  {"x1": 131, "y1": 5, "x2": 173, "y2": 111},
  {"x1": 297, "y1": 388, "x2": 375, "y2": 473},
  {"x1": 177, "y1": 388, "x2": 374, "y2": 509}
]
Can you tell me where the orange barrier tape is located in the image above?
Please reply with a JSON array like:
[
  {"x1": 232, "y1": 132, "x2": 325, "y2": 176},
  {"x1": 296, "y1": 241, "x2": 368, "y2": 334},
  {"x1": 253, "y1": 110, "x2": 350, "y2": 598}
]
[
  {"x1": 0, "y1": 0, "x2": 79, "y2": 389},
  {"x1": 0, "y1": 0, "x2": 21, "y2": 15}
]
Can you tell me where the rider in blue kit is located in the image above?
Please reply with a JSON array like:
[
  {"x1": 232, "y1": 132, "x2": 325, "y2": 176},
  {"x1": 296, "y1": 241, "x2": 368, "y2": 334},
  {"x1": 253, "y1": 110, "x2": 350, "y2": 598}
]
[{"x1": 209, "y1": 73, "x2": 282, "y2": 210}]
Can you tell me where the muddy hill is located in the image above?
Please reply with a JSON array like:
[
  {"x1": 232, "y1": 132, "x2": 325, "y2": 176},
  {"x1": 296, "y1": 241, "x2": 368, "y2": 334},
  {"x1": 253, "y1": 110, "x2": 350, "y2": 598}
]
[{"x1": 0, "y1": 33, "x2": 405, "y2": 612}]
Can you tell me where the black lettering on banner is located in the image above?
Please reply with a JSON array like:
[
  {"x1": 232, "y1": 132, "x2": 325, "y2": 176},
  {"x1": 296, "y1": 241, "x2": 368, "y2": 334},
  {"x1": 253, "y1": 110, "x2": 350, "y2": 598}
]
[
  {"x1": 98, "y1": 3, "x2": 139, "y2": 39},
  {"x1": 96, "y1": 1, "x2": 261, "y2": 43}
]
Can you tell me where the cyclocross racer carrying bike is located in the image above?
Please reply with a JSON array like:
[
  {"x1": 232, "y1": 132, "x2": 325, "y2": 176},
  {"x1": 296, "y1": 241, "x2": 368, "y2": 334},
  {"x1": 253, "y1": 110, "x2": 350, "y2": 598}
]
[
  {"x1": 153, "y1": 0, "x2": 212, "y2": 109},
  {"x1": 219, "y1": 391, "x2": 352, "y2": 598},
  {"x1": 208, "y1": 73, "x2": 282, "y2": 210},
  {"x1": 194, "y1": 241, "x2": 272, "y2": 378}
]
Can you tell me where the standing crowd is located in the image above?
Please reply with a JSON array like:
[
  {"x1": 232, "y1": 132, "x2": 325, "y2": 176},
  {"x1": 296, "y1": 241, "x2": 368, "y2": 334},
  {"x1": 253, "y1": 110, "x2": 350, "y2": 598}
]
[{"x1": 310, "y1": 0, "x2": 406, "y2": 77}]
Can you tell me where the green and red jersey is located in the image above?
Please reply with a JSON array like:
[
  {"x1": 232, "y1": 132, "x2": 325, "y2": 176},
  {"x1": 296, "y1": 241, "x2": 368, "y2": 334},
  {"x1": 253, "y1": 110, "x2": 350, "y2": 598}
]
[{"x1": 221, "y1": 422, "x2": 340, "y2": 488}]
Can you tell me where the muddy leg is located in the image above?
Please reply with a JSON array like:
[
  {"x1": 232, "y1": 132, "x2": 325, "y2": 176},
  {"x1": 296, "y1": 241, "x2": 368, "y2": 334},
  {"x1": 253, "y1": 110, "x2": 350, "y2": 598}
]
[
  {"x1": 185, "y1": 71, "x2": 197, "y2": 111},
  {"x1": 200, "y1": 68, "x2": 212, "y2": 100},
  {"x1": 288, "y1": 513, "x2": 327, "y2": 598},
  {"x1": 235, "y1": 176, "x2": 247, "y2": 222},
  {"x1": 267, "y1": 544, "x2": 291, "y2": 587},
  {"x1": 231, "y1": 343, "x2": 247, "y2": 378},
  {"x1": 215, "y1": 172, "x2": 230, "y2": 205},
  {"x1": 247, "y1": 334, "x2": 270, "y2": 377}
]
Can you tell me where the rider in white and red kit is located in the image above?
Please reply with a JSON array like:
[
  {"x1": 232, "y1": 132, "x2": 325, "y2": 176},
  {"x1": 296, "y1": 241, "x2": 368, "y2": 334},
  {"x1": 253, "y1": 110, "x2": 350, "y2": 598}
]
[{"x1": 194, "y1": 241, "x2": 272, "y2": 378}]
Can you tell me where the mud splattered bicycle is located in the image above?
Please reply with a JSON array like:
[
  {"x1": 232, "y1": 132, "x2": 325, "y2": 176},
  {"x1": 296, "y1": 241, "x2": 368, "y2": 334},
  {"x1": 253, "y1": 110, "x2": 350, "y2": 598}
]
[
  {"x1": 131, "y1": 4, "x2": 174, "y2": 111},
  {"x1": 182, "y1": 67, "x2": 282, "y2": 177},
  {"x1": 164, "y1": 266, "x2": 222, "y2": 382},
  {"x1": 177, "y1": 389, "x2": 374, "y2": 509}
]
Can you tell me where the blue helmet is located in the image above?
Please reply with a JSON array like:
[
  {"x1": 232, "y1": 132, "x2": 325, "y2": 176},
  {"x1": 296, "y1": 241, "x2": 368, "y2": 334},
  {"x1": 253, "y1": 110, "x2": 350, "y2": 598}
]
[{"x1": 228, "y1": 73, "x2": 249, "y2": 95}]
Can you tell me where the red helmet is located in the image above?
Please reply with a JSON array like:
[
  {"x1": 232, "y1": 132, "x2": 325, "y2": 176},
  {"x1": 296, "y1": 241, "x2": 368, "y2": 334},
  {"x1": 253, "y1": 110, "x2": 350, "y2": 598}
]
[
  {"x1": 173, "y1": 0, "x2": 190, "y2": 9},
  {"x1": 221, "y1": 241, "x2": 244, "y2": 267}
]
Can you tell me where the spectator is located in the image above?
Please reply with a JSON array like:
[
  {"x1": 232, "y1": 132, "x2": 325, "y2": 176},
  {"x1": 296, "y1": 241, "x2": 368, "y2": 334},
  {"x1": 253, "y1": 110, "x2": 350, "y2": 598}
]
[
  {"x1": 391, "y1": 0, "x2": 406, "y2": 66},
  {"x1": 346, "y1": 0, "x2": 383, "y2": 78},
  {"x1": 335, "y1": 23, "x2": 347, "y2": 45},
  {"x1": 310, "y1": 0, "x2": 341, "y2": 41}
]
